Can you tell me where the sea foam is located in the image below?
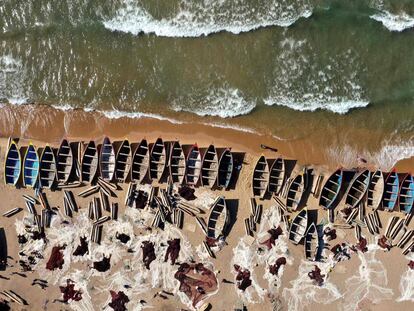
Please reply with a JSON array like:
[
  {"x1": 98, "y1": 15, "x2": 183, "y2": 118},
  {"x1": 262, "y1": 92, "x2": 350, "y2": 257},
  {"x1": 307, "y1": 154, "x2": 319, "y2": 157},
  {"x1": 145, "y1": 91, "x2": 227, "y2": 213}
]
[
  {"x1": 371, "y1": 10, "x2": 414, "y2": 32},
  {"x1": 103, "y1": 0, "x2": 312, "y2": 37},
  {"x1": 397, "y1": 254, "x2": 414, "y2": 302}
]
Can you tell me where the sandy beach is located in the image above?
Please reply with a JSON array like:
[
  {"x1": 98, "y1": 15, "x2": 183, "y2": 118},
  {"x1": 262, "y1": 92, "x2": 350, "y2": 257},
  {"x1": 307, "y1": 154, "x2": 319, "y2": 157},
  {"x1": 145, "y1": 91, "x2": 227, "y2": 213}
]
[{"x1": 0, "y1": 121, "x2": 413, "y2": 311}]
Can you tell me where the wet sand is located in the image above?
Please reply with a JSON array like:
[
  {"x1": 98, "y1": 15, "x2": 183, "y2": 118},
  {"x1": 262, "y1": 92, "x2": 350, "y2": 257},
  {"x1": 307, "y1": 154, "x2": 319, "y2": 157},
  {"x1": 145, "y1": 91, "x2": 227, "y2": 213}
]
[{"x1": 0, "y1": 123, "x2": 413, "y2": 310}]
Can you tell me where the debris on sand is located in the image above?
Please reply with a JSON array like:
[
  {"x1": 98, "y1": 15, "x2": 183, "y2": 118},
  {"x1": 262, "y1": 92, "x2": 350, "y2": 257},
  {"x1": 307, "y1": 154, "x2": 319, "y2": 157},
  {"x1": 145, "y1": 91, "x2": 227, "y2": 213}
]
[
  {"x1": 108, "y1": 290, "x2": 129, "y2": 311},
  {"x1": 46, "y1": 246, "x2": 65, "y2": 271},
  {"x1": 93, "y1": 255, "x2": 111, "y2": 272},
  {"x1": 165, "y1": 239, "x2": 180, "y2": 265},
  {"x1": 142, "y1": 241, "x2": 156, "y2": 270},
  {"x1": 73, "y1": 237, "x2": 88, "y2": 256},
  {"x1": 260, "y1": 227, "x2": 283, "y2": 250},
  {"x1": 234, "y1": 264, "x2": 252, "y2": 291},
  {"x1": 269, "y1": 257, "x2": 287, "y2": 276},
  {"x1": 59, "y1": 279, "x2": 82, "y2": 303},
  {"x1": 308, "y1": 265, "x2": 325, "y2": 286}
]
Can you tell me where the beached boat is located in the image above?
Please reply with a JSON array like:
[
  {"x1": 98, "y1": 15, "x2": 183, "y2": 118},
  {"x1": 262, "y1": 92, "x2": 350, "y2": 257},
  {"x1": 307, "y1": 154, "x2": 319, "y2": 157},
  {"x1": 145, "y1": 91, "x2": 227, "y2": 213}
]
[
  {"x1": 207, "y1": 197, "x2": 229, "y2": 239},
  {"x1": 56, "y1": 139, "x2": 74, "y2": 184},
  {"x1": 39, "y1": 145, "x2": 56, "y2": 189},
  {"x1": 201, "y1": 144, "x2": 218, "y2": 188},
  {"x1": 398, "y1": 174, "x2": 413, "y2": 214},
  {"x1": 252, "y1": 155, "x2": 269, "y2": 198},
  {"x1": 382, "y1": 171, "x2": 399, "y2": 211},
  {"x1": 81, "y1": 141, "x2": 98, "y2": 183},
  {"x1": 149, "y1": 138, "x2": 166, "y2": 181},
  {"x1": 319, "y1": 169, "x2": 343, "y2": 210},
  {"x1": 99, "y1": 137, "x2": 116, "y2": 182},
  {"x1": 344, "y1": 169, "x2": 371, "y2": 208},
  {"x1": 114, "y1": 139, "x2": 132, "y2": 182},
  {"x1": 268, "y1": 158, "x2": 285, "y2": 195},
  {"x1": 217, "y1": 148, "x2": 233, "y2": 189},
  {"x1": 304, "y1": 222, "x2": 319, "y2": 261},
  {"x1": 4, "y1": 140, "x2": 21, "y2": 186},
  {"x1": 22, "y1": 143, "x2": 40, "y2": 188},
  {"x1": 289, "y1": 209, "x2": 308, "y2": 244},
  {"x1": 285, "y1": 172, "x2": 305, "y2": 211},
  {"x1": 131, "y1": 139, "x2": 149, "y2": 183},
  {"x1": 184, "y1": 144, "x2": 202, "y2": 187},
  {"x1": 169, "y1": 141, "x2": 185, "y2": 184},
  {"x1": 367, "y1": 170, "x2": 384, "y2": 210}
]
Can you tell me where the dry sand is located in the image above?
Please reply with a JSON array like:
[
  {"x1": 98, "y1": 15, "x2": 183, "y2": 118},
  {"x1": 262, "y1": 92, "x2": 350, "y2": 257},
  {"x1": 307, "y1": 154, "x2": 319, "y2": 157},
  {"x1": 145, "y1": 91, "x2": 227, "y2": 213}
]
[{"x1": 0, "y1": 127, "x2": 413, "y2": 311}]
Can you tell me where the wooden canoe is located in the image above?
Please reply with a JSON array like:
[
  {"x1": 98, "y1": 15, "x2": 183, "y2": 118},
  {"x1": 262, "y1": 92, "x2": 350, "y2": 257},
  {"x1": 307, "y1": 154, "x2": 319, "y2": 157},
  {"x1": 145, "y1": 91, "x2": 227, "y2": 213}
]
[
  {"x1": 207, "y1": 196, "x2": 229, "y2": 239},
  {"x1": 201, "y1": 144, "x2": 218, "y2": 188},
  {"x1": 4, "y1": 140, "x2": 21, "y2": 186},
  {"x1": 39, "y1": 145, "x2": 56, "y2": 189},
  {"x1": 304, "y1": 222, "x2": 319, "y2": 261},
  {"x1": 184, "y1": 144, "x2": 202, "y2": 187},
  {"x1": 56, "y1": 139, "x2": 73, "y2": 184},
  {"x1": 23, "y1": 143, "x2": 40, "y2": 188},
  {"x1": 252, "y1": 155, "x2": 269, "y2": 198},
  {"x1": 382, "y1": 171, "x2": 399, "y2": 211},
  {"x1": 99, "y1": 137, "x2": 116, "y2": 182},
  {"x1": 149, "y1": 138, "x2": 166, "y2": 181},
  {"x1": 169, "y1": 141, "x2": 185, "y2": 184},
  {"x1": 268, "y1": 157, "x2": 285, "y2": 195},
  {"x1": 344, "y1": 169, "x2": 371, "y2": 208},
  {"x1": 289, "y1": 209, "x2": 308, "y2": 245},
  {"x1": 131, "y1": 139, "x2": 149, "y2": 183},
  {"x1": 285, "y1": 172, "x2": 305, "y2": 211},
  {"x1": 319, "y1": 169, "x2": 343, "y2": 210},
  {"x1": 114, "y1": 139, "x2": 132, "y2": 182},
  {"x1": 217, "y1": 148, "x2": 233, "y2": 189},
  {"x1": 367, "y1": 170, "x2": 384, "y2": 210},
  {"x1": 398, "y1": 174, "x2": 413, "y2": 214},
  {"x1": 81, "y1": 141, "x2": 98, "y2": 183}
]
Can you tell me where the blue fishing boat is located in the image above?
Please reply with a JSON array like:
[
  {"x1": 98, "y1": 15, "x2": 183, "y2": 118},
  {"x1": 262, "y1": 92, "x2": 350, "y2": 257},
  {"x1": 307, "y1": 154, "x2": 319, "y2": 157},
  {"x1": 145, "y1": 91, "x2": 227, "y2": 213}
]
[
  {"x1": 23, "y1": 143, "x2": 40, "y2": 188},
  {"x1": 319, "y1": 169, "x2": 343, "y2": 209},
  {"x1": 398, "y1": 174, "x2": 413, "y2": 214},
  {"x1": 4, "y1": 140, "x2": 21, "y2": 186},
  {"x1": 382, "y1": 171, "x2": 399, "y2": 211}
]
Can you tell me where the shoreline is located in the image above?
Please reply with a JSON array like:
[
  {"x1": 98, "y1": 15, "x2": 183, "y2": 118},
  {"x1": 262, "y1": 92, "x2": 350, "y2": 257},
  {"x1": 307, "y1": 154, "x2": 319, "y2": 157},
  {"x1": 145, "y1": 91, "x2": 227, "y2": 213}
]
[{"x1": 0, "y1": 102, "x2": 413, "y2": 172}]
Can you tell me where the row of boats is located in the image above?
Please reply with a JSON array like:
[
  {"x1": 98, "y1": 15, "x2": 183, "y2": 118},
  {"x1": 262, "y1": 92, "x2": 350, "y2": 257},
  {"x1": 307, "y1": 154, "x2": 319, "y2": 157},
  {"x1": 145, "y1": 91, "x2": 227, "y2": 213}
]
[
  {"x1": 252, "y1": 156, "x2": 413, "y2": 214},
  {"x1": 4, "y1": 138, "x2": 234, "y2": 190}
]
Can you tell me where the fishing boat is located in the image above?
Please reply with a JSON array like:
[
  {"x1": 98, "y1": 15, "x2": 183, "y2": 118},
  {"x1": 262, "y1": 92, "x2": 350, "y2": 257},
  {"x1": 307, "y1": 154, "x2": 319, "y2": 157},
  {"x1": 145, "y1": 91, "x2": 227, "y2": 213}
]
[
  {"x1": 4, "y1": 140, "x2": 21, "y2": 186},
  {"x1": 56, "y1": 139, "x2": 74, "y2": 184},
  {"x1": 22, "y1": 143, "x2": 40, "y2": 188},
  {"x1": 344, "y1": 169, "x2": 371, "y2": 208},
  {"x1": 130, "y1": 139, "x2": 149, "y2": 183},
  {"x1": 39, "y1": 145, "x2": 57, "y2": 189},
  {"x1": 217, "y1": 148, "x2": 233, "y2": 189},
  {"x1": 169, "y1": 141, "x2": 185, "y2": 184},
  {"x1": 268, "y1": 158, "x2": 285, "y2": 195},
  {"x1": 304, "y1": 222, "x2": 319, "y2": 261},
  {"x1": 288, "y1": 209, "x2": 308, "y2": 245},
  {"x1": 99, "y1": 137, "x2": 116, "y2": 182},
  {"x1": 114, "y1": 139, "x2": 132, "y2": 182},
  {"x1": 184, "y1": 144, "x2": 202, "y2": 187},
  {"x1": 81, "y1": 141, "x2": 98, "y2": 183},
  {"x1": 319, "y1": 169, "x2": 343, "y2": 210},
  {"x1": 367, "y1": 170, "x2": 384, "y2": 210},
  {"x1": 398, "y1": 174, "x2": 413, "y2": 214},
  {"x1": 201, "y1": 144, "x2": 219, "y2": 188},
  {"x1": 149, "y1": 138, "x2": 166, "y2": 181},
  {"x1": 252, "y1": 155, "x2": 269, "y2": 198},
  {"x1": 207, "y1": 197, "x2": 229, "y2": 239},
  {"x1": 382, "y1": 171, "x2": 399, "y2": 211},
  {"x1": 286, "y1": 173, "x2": 305, "y2": 211}
]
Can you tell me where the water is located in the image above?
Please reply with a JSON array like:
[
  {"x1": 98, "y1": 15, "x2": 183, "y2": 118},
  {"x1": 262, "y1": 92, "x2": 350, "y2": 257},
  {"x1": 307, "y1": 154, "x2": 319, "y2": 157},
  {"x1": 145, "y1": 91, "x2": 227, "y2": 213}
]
[{"x1": 0, "y1": 0, "x2": 413, "y2": 166}]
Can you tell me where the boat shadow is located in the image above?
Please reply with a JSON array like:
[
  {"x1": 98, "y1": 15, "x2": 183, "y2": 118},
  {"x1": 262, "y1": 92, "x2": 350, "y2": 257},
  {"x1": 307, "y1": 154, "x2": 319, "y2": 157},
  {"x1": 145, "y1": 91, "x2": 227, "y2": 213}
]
[
  {"x1": 0, "y1": 228, "x2": 7, "y2": 271},
  {"x1": 224, "y1": 199, "x2": 239, "y2": 238}
]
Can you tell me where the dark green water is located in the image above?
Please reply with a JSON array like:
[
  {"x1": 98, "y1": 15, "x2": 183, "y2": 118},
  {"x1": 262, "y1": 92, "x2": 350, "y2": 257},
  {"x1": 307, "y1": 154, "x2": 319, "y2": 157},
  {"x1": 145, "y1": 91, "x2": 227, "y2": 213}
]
[{"x1": 0, "y1": 0, "x2": 413, "y2": 167}]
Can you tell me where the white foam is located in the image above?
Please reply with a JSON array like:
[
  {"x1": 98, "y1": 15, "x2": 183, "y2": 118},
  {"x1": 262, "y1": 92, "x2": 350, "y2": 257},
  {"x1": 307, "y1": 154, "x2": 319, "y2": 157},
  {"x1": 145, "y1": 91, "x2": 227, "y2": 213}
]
[
  {"x1": 172, "y1": 86, "x2": 255, "y2": 118},
  {"x1": 371, "y1": 10, "x2": 414, "y2": 32},
  {"x1": 101, "y1": 109, "x2": 183, "y2": 124},
  {"x1": 0, "y1": 54, "x2": 30, "y2": 105},
  {"x1": 342, "y1": 245, "x2": 393, "y2": 311},
  {"x1": 264, "y1": 39, "x2": 369, "y2": 114},
  {"x1": 104, "y1": 0, "x2": 312, "y2": 38},
  {"x1": 397, "y1": 254, "x2": 414, "y2": 302}
]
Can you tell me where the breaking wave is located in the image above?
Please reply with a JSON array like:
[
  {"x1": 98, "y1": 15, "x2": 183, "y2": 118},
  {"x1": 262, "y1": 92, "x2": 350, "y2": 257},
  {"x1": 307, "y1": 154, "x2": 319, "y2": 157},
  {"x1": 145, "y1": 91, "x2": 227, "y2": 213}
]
[
  {"x1": 0, "y1": 54, "x2": 30, "y2": 105},
  {"x1": 103, "y1": 0, "x2": 312, "y2": 37},
  {"x1": 371, "y1": 10, "x2": 414, "y2": 32}
]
